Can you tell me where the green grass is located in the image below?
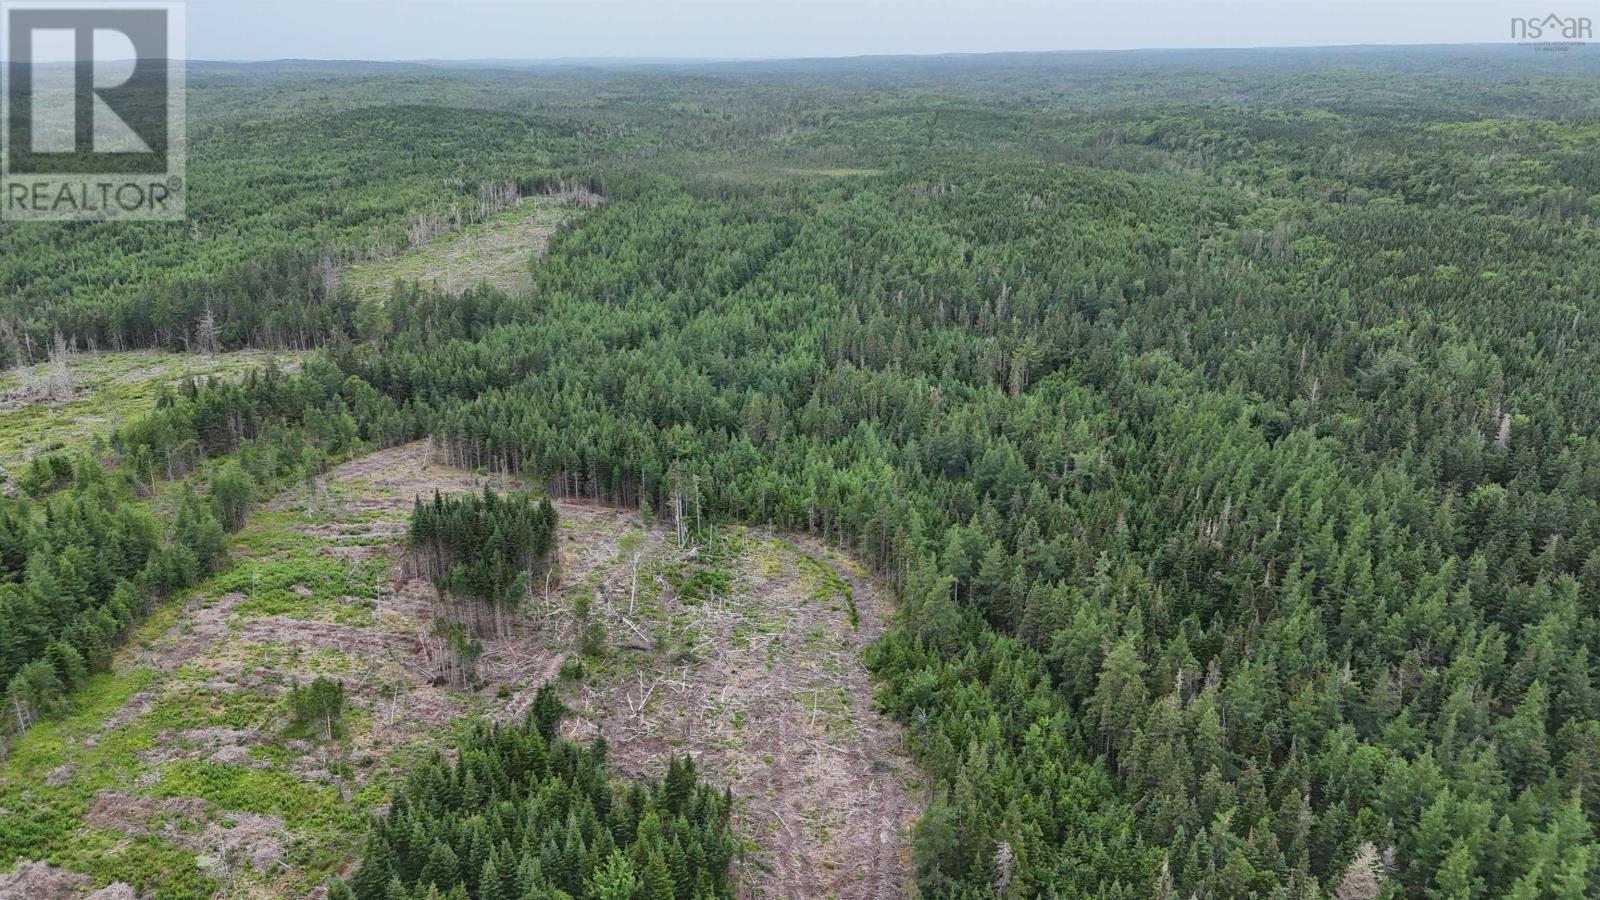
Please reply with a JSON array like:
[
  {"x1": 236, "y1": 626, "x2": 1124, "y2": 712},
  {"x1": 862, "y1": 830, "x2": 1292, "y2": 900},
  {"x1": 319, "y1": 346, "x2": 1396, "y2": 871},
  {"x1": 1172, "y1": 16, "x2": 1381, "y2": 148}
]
[
  {"x1": 340, "y1": 198, "x2": 572, "y2": 303},
  {"x1": 0, "y1": 349, "x2": 303, "y2": 463},
  {"x1": 220, "y1": 554, "x2": 384, "y2": 625},
  {"x1": 139, "y1": 687, "x2": 282, "y2": 733},
  {"x1": 796, "y1": 552, "x2": 858, "y2": 629},
  {"x1": 150, "y1": 762, "x2": 352, "y2": 831},
  {"x1": 59, "y1": 830, "x2": 214, "y2": 900},
  {"x1": 0, "y1": 671, "x2": 161, "y2": 871}
]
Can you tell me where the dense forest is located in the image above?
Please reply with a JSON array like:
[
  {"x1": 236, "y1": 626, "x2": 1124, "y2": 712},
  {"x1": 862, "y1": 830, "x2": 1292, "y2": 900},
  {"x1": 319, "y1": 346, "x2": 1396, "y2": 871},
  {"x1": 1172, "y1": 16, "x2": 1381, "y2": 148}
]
[
  {"x1": 6, "y1": 44, "x2": 1600, "y2": 898},
  {"x1": 409, "y1": 488, "x2": 560, "y2": 682},
  {"x1": 331, "y1": 689, "x2": 737, "y2": 900}
]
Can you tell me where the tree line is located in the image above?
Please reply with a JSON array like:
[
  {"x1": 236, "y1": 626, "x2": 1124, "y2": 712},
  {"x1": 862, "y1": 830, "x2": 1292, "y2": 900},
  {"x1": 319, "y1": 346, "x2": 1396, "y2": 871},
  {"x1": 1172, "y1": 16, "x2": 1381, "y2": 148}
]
[{"x1": 330, "y1": 687, "x2": 737, "y2": 900}]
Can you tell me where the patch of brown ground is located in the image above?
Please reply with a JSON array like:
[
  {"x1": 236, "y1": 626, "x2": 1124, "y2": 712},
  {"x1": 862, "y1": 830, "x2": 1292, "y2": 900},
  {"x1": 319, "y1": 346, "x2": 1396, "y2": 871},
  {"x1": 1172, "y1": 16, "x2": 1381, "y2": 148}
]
[
  {"x1": 85, "y1": 790, "x2": 287, "y2": 871},
  {"x1": 98, "y1": 689, "x2": 158, "y2": 732},
  {"x1": 119, "y1": 591, "x2": 249, "y2": 674},
  {"x1": 0, "y1": 861, "x2": 93, "y2": 899},
  {"x1": 134, "y1": 727, "x2": 266, "y2": 768},
  {"x1": 0, "y1": 861, "x2": 137, "y2": 899},
  {"x1": 235, "y1": 617, "x2": 421, "y2": 659},
  {"x1": 542, "y1": 507, "x2": 921, "y2": 900}
]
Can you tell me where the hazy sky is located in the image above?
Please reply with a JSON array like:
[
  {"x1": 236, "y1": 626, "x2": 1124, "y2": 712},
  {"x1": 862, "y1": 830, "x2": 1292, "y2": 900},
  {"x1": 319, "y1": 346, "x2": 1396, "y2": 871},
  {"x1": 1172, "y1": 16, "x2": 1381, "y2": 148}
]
[{"x1": 177, "y1": 1, "x2": 1572, "y2": 61}]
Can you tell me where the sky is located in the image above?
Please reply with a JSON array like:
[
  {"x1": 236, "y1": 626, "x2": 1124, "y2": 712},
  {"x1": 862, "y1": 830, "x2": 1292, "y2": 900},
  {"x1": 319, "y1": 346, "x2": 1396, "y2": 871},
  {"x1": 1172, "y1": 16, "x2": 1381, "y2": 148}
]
[
  {"x1": 173, "y1": 0, "x2": 1583, "y2": 61},
  {"x1": 0, "y1": 0, "x2": 1568, "y2": 62}
]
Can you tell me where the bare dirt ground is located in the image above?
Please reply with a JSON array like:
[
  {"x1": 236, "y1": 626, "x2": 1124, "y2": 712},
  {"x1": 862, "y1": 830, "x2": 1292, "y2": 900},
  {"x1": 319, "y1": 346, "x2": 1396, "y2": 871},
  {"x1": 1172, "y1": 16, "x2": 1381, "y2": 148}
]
[
  {"x1": 5, "y1": 441, "x2": 918, "y2": 898},
  {"x1": 544, "y1": 506, "x2": 921, "y2": 899},
  {"x1": 84, "y1": 791, "x2": 289, "y2": 871},
  {"x1": 0, "y1": 861, "x2": 135, "y2": 900},
  {"x1": 120, "y1": 592, "x2": 251, "y2": 675}
]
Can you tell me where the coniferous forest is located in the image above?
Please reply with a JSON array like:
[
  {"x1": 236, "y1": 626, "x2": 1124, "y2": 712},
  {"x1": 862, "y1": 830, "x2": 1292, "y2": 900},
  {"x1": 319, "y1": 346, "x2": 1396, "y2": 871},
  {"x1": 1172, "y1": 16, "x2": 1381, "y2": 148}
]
[
  {"x1": 332, "y1": 689, "x2": 737, "y2": 900},
  {"x1": 5, "y1": 44, "x2": 1600, "y2": 898}
]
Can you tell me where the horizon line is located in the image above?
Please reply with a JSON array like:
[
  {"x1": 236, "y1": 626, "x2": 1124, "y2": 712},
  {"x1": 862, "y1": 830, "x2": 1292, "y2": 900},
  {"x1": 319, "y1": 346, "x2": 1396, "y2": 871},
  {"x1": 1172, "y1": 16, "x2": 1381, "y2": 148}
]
[{"x1": 8, "y1": 40, "x2": 1582, "y2": 67}]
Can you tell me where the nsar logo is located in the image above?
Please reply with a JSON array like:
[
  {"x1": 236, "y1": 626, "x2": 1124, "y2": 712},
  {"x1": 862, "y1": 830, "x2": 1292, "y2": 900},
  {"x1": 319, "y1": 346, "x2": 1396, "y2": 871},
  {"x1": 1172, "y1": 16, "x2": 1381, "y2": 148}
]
[{"x1": 1511, "y1": 12, "x2": 1592, "y2": 43}]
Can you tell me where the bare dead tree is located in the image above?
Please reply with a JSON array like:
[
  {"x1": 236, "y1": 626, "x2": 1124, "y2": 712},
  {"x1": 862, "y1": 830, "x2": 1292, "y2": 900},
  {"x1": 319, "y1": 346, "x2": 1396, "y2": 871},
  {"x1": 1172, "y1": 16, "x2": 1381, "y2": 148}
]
[
  {"x1": 42, "y1": 330, "x2": 74, "y2": 401},
  {"x1": 318, "y1": 252, "x2": 341, "y2": 302},
  {"x1": 1332, "y1": 843, "x2": 1385, "y2": 900},
  {"x1": 478, "y1": 179, "x2": 520, "y2": 219},
  {"x1": 195, "y1": 304, "x2": 222, "y2": 357},
  {"x1": 1494, "y1": 412, "x2": 1514, "y2": 452}
]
